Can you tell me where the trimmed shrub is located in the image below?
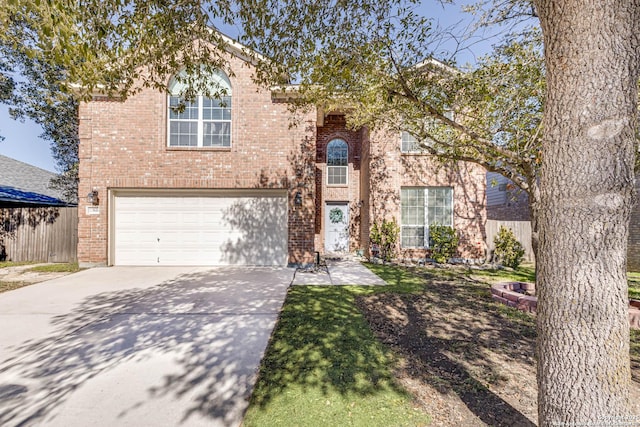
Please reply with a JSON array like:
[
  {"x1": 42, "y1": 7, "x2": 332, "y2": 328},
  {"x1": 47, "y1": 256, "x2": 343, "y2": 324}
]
[
  {"x1": 494, "y1": 226, "x2": 525, "y2": 268},
  {"x1": 370, "y1": 219, "x2": 399, "y2": 262},
  {"x1": 429, "y1": 225, "x2": 459, "y2": 264}
]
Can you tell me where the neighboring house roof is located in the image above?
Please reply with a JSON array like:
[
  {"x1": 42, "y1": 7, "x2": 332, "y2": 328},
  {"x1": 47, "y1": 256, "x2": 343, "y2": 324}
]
[
  {"x1": 0, "y1": 155, "x2": 69, "y2": 205},
  {"x1": 486, "y1": 171, "x2": 531, "y2": 222},
  {"x1": 0, "y1": 186, "x2": 67, "y2": 206},
  {"x1": 412, "y1": 57, "x2": 460, "y2": 74},
  {"x1": 486, "y1": 172, "x2": 511, "y2": 206}
]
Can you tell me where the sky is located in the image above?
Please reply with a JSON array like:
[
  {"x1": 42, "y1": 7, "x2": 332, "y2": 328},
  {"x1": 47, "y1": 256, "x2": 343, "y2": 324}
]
[
  {"x1": 0, "y1": 1, "x2": 510, "y2": 174},
  {"x1": 0, "y1": 104, "x2": 56, "y2": 172}
]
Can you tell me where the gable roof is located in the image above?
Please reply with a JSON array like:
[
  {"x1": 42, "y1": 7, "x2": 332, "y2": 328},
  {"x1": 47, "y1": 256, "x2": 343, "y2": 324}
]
[
  {"x1": 0, "y1": 155, "x2": 68, "y2": 205},
  {"x1": 74, "y1": 30, "x2": 267, "y2": 98},
  {"x1": 208, "y1": 29, "x2": 267, "y2": 65}
]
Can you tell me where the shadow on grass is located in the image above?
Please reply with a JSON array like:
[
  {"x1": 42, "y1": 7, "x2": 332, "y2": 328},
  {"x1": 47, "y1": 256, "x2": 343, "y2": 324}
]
[
  {"x1": 250, "y1": 286, "x2": 403, "y2": 400},
  {"x1": 361, "y1": 264, "x2": 537, "y2": 426},
  {"x1": 246, "y1": 285, "x2": 430, "y2": 426},
  {"x1": 467, "y1": 264, "x2": 536, "y2": 283}
]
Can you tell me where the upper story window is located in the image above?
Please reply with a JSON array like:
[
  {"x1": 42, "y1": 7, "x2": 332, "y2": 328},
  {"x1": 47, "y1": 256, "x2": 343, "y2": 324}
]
[
  {"x1": 401, "y1": 131, "x2": 424, "y2": 153},
  {"x1": 401, "y1": 110, "x2": 454, "y2": 153},
  {"x1": 327, "y1": 138, "x2": 348, "y2": 185},
  {"x1": 168, "y1": 69, "x2": 232, "y2": 148}
]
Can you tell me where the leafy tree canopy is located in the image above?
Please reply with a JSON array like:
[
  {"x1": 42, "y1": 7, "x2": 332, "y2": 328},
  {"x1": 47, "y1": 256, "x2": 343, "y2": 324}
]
[
  {"x1": 0, "y1": 39, "x2": 79, "y2": 203},
  {"x1": 4, "y1": 0, "x2": 639, "y2": 422},
  {"x1": 237, "y1": 1, "x2": 545, "y2": 209},
  {"x1": 1, "y1": 0, "x2": 545, "y2": 209}
]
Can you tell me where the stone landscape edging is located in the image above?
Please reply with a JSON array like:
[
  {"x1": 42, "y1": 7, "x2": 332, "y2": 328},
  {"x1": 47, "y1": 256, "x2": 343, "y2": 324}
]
[{"x1": 491, "y1": 281, "x2": 640, "y2": 330}]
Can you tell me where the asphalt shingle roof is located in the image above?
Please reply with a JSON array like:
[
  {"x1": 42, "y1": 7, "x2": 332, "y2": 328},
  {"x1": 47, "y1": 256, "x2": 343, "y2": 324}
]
[
  {"x1": 0, "y1": 155, "x2": 68, "y2": 205},
  {"x1": 0, "y1": 154, "x2": 64, "y2": 198}
]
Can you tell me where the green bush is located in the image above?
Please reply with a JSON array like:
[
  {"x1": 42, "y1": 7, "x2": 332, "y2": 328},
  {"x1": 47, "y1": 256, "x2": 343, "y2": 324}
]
[
  {"x1": 494, "y1": 226, "x2": 525, "y2": 269},
  {"x1": 370, "y1": 219, "x2": 399, "y2": 262},
  {"x1": 429, "y1": 225, "x2": 459, "y2": 264}
]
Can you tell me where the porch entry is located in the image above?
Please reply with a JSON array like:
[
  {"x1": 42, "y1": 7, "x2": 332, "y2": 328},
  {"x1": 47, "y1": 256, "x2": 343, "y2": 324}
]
[{"x1": 325, "y1": 202, "x2": 349, "y2": 253}]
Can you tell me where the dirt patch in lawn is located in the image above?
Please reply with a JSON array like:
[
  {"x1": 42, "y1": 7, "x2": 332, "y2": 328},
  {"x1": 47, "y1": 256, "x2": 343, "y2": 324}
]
[{"x1": 356, "y1": 267, "x2": 640, "y2": 426}]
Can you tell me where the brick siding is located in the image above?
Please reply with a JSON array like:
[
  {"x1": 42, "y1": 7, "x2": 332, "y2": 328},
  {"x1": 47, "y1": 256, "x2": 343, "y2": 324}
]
[
  {"x1": 78, "y1": 53, "x2": 316, "y2": 265},
  {"x1": 78, "y1": 54, "x2": 488, "y2": 266},
  {"x1": 367, "y1": 128, "x2": 487, "y2": 260},
  {"x1": 314, "y1": 114, "x2": 365, "y2": 253}
]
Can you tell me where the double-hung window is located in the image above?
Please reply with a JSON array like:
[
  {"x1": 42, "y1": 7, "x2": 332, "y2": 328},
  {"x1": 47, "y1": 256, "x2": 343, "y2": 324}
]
[
  {"x1": 327, "y1": 138, "x2": 348, "y2": 185},
  {"x1": 400, "y1": 187, "x2": 453, "y2": 247},
  {"x1": 168, "y1": 69, "x2": 232, "y2": 148},
  {"x1": 401, "y1": 131, "x2": 425, "y2": 153},
  {"x1": 400, "y1": 110, "x2": 454, "y2": 153}
]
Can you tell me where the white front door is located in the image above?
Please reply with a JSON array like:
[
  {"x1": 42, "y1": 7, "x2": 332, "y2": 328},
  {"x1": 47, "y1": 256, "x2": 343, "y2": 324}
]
[{"x1": 325, "y1": 203, "x2": 349, "y2": 253}]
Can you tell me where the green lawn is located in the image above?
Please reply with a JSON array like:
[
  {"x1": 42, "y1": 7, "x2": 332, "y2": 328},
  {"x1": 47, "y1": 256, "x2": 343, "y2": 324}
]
[
  {"x1": 0, "y1": 261, "x2": 35, "y2": 268},
  {"x1": 243, "y1": 283, "x2": 431, "y2": 427},
  {"x1": 27, "y1": 262, "x2": 80, "y2": 273},
  {"x1": 0, "y1": 262, "x2": 80, "y2": 294},
  {"x1": 466, "y1": 264, "x2": 536, "y2": 283},
  {"x1": 245, "y1": 263, "x2": 640, "y2": 425},
  {"x1": 0, "y1": 281, "x2": 32, "y2": 294},
  {"x1": 471, "y1": 265, "x2": 640, "y2": 301},
  {"x1": 629, "y1": 272, "x2": 640, "y2": 300}
]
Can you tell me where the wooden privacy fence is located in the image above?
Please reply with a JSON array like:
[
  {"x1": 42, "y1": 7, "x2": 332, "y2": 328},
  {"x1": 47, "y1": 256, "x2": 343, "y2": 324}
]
[
  {"x1": 485, "y1": 220, "x2": 534, "y2": 262},
  {"x1": 0, "y1": 207, "x2": 77, "y2": 263}
]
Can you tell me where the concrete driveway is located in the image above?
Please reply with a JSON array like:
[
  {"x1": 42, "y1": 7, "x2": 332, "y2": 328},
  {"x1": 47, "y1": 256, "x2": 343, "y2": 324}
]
[{"x1": 0, "y1": 266, "x2": 293, "y2": 427}]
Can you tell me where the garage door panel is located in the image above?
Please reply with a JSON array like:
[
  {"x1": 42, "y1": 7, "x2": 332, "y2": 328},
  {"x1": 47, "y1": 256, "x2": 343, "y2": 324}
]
[
  {"x1": 216, "y1": 197, "x2": 287, "y2": 266},
  {"x1": 113, "y1": 193, "x2": 287, "y2": 266}
]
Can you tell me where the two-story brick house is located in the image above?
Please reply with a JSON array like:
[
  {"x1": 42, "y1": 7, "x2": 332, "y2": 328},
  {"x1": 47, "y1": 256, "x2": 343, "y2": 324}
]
[{"x1": 77, "y1": 44, "x2": 486, "y2": 267}]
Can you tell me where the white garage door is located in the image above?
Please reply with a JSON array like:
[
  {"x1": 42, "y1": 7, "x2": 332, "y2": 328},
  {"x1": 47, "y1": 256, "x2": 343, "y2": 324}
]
[{"x1": 112, "y1": 191, "x2": 288, "y2": 266}]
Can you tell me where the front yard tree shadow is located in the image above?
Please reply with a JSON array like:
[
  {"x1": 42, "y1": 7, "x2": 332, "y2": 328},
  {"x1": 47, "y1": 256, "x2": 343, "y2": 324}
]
[
  {"x1": 250, "y1": 286, "x2": 402, "y2": 400},
  {"x1": 220, "y1": 196, "x2": 288, "y2": 265},
  {"x1": 245, "y1": 286, "x2": 431, "y2": 426},
  {"x1": 0, "y1": 269, "x2": 287, "y2": 426},
  {"x1": 360, "y1": 265, "x2": 538, "y2": 426}
]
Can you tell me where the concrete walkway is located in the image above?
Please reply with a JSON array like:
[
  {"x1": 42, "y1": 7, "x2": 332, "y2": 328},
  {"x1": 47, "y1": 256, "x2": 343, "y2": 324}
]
[
  {"x1": 0, "y1": 266, "x2": 293, "y2": 427},
  {"x1": 291, "y1": 258, "x2": 387, "y2": 286}
]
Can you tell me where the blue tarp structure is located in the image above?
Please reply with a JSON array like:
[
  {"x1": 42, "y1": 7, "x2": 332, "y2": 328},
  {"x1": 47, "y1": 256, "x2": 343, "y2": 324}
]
[{"x1": 0, "y1": 186, "x2": 68, "y2": 206}]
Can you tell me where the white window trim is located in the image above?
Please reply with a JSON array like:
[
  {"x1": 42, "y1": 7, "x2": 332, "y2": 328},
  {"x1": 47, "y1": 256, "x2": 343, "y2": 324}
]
[
  {"x1": 400, "y1": 131, "x2": 429, "y2": 154},
  {"x1": 326, "y1": 139, "x2": 348, "y2": 186},
  {"x1": 400, "y1": 187, "x2": 454, "y2": 249},
  {"x1": 326, "y1": 165, "x2": 349, "y2": 186},
  {"x1": 167, "y1": 95, "x2": 232, "y2": 148}
]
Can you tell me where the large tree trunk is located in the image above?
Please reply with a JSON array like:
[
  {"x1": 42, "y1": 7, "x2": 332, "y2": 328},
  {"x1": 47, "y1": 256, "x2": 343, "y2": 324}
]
[
  {"x1": 528, "y1": 178, "x2": 541, "y2": 263},
  {"x1": 534, "y1": 1, "x2": 640, "y2": 424}
]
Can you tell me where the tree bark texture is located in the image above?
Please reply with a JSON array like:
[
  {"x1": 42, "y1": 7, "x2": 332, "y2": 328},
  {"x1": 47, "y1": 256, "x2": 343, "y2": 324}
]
[
  {"x1": 529, "y1": 178, "x2": 541, "y2": 263},
  {"x1": 534, "y1": 1, "x2": 640, "y2": 424}
]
